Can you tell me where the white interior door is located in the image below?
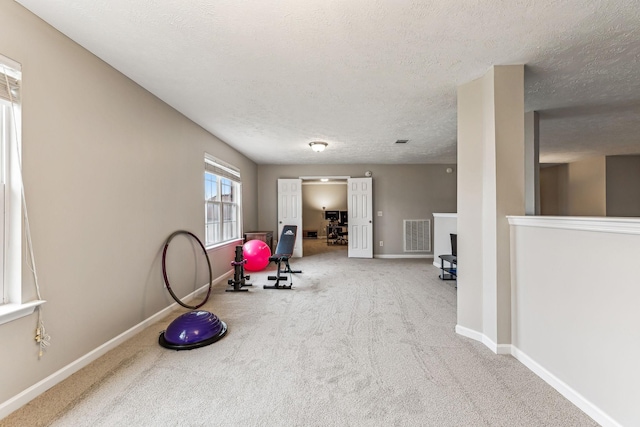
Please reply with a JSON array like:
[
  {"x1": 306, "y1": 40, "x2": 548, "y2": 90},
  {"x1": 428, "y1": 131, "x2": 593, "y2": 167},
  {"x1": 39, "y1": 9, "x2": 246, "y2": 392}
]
[
  {"x1": 277, "y1": 178, "x2": 303, "y2": 257},
  {"x1": 348, "y1": 177, "x2": 373, "y2": 258}
]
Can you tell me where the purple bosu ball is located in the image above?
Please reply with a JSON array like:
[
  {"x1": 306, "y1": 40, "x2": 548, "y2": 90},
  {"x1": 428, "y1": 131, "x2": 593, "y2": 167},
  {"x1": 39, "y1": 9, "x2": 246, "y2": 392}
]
[{"x1": 159, "y1": 310, "x2": 227, "y2": 350}]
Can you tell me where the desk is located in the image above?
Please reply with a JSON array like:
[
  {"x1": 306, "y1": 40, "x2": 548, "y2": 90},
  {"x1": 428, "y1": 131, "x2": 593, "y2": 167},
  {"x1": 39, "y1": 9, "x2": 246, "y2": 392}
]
[
  {"x1": 244, "y1": 231, "x2": 274, "y2": 253},
  {"x1": 438, "y1": 255, "x2": 457, "y2": 280},
  {"x1": 326, "y1": 225, "x2": 348, "y2": 245}
]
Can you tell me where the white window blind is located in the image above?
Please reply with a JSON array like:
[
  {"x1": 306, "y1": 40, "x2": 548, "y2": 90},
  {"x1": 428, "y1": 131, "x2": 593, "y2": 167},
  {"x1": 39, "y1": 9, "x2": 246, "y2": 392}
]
[
  {"x1": 0, "y1": 54, "x2": 21, "y2": 104},
  {"x1": 204, "y1": 154, "x2": 241, "y2": 182}
]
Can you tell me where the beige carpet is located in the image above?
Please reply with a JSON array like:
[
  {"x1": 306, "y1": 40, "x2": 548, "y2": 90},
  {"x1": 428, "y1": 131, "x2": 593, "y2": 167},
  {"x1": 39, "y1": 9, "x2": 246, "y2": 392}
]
[{"x1": 2, "y1": 239, "x2": 597, "y2": 426}]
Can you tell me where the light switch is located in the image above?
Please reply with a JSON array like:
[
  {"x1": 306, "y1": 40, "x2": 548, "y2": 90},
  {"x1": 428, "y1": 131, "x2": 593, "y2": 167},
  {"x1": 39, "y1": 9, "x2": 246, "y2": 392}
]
[{"x1": 377, "y1": 211, "x2": 383, "y2": 217}]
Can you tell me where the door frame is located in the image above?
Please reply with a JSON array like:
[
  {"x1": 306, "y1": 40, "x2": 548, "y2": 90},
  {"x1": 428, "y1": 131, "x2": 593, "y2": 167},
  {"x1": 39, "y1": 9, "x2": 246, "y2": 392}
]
[
  {"x1": 276, "y1": 176, "x2": 353, "y2": 258},
  {"x1": 276, "y1": 178, "x2": 303, "y2": 257},
  {"x1": 298, "y1": 175, "x2": 351, "y2": 255},
  {"x1": 347, "y1": 177, "x2": 374, "y2": 258}
]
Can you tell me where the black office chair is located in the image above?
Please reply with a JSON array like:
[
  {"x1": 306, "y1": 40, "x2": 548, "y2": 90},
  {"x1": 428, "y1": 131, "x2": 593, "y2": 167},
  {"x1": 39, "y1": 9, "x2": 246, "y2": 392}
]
[
  {"x1": 450, "y1": 233, "x2": 457, "y2": 257},
  {"x1": 335, "y1": 229, "x2": 348, "y2": 244},
  {"x1": 438, "y1": 233, "x2": 457, "y2": 281}
]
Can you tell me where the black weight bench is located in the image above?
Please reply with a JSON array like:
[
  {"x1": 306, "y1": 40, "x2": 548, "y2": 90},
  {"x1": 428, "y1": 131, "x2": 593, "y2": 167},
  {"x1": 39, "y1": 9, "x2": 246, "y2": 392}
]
[{"x1": 264, "y1": 225, "x2": 301, "y2": 290}]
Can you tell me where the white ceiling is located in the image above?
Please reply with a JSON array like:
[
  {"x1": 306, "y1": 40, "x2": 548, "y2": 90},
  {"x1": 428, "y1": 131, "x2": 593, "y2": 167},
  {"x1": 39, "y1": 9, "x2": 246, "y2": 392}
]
[{"x1": 16, "y1": 0, "x2": 640, "y2": 165}]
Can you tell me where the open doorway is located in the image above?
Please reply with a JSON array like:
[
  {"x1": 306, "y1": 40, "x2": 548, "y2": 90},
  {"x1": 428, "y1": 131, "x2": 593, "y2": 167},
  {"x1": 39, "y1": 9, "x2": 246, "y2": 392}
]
[{"x1": 301, "y1": 177, "x2": 348, "y2": 256}]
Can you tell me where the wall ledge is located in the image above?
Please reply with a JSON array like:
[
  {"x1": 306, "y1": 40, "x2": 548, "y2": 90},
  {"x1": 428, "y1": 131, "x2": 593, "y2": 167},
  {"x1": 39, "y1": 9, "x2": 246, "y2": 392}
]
[
  {"x1": 507, "y1": 216, "x2": 640, "y2": 235},
  {"x1": 433, "y1": 213, "x2": 458, "y2": 218}
]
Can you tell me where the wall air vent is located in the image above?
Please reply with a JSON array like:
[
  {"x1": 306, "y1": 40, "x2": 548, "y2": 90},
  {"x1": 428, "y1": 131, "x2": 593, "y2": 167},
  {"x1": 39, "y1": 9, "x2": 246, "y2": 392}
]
[
  {"x1": 403, "y1": 219, "x2": 431, "y2": 252},
  {"x1": 395, "y1": 139, "x2": 409, "y2": 144}
]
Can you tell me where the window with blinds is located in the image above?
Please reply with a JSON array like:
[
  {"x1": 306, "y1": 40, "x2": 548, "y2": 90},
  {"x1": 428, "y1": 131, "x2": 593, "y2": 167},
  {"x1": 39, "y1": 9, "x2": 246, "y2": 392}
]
[{"x1": 204, "y1": 154, "x2": 242, "y2": 247}]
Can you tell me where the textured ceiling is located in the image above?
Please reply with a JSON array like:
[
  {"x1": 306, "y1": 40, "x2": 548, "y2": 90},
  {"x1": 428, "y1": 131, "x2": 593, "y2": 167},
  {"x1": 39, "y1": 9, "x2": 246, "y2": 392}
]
[{"x1": 15, "y1": 0, "x2": 640, "y2": 165}]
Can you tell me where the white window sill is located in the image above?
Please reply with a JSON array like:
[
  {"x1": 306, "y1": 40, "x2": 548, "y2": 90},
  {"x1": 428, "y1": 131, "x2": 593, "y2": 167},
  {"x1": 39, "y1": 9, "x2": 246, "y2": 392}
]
[
  {"x1": 206, "y1": 238, "x2": 244, "y2": 251},
  {"x1": 0, "y1": 300, "x2": 46, "y2": 326}
]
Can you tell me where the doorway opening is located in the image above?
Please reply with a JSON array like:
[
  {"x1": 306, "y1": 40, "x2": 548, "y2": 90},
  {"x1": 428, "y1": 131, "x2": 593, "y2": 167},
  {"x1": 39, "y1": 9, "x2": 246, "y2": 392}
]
[
  {"x1": 301, "y1": 176, "x2": 348, "y2": 257},
  {"x1": 277, "y1": 175, "x2": 372, "y2": 259}
]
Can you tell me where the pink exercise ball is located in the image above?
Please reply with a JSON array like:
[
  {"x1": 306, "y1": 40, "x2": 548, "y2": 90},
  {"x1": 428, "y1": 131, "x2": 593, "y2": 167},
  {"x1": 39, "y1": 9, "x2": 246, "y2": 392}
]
[{"x1": 243, "y1": 240, "x2": 271, "y2": 271}]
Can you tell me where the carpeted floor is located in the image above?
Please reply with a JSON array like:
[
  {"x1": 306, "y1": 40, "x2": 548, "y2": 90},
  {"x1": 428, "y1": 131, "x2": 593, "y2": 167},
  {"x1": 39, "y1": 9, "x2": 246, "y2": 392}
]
[{"x1": 2, "y1": 239, "x2": 598, "y2": 426}]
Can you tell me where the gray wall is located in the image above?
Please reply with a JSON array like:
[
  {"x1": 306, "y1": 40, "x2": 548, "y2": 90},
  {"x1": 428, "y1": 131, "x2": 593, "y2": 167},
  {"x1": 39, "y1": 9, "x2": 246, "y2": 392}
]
[
  {"x1": 606, "y1": 155, "x2": 640, "y2": 217},
  {"x1": 540, "y1": 164, "x2": 568, "y2": 215},
  {"x1": 541, "y1": 155, "x2": 640, "y2": 217},
  {"x1": 258, "y1": 164, "x2": 457, "y2": 256},
  {"x1": 0, "y1": 1, "x2": 257, "y2": 405},
  {"x1": 567, "y1": 156, "x2": 606, "y2": 216},
  {"x1": 541, "y1": 157, "x2": 606, "y2": 217}
]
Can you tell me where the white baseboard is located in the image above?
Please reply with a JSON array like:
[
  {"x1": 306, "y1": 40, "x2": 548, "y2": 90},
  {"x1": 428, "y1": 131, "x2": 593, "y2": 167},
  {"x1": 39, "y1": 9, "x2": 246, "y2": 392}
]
[
  {"x1": 454, "y1": 324, "x2": 510, "y2": 355},
  {"x1": 433, "y1": 261, "x2": 441, "y2": 268},
  {"x1": 455, "y1": 324, "x2": 484, "y2": 342},
  {"x1": 455, "y1": 325, "x2": 621, "y2": 427},
  {"x1": 374, "y1": 254, "x2": 434, "y2": 259},
  {"x1": 495, "y1": 344, "x2": 512, "y2": 355},
  {"x1": 511, "y1": 347, "x2": 622, "y2": 427},
  {"x1": 0, "y1": 269, "x2": 232, "y2": 420}
]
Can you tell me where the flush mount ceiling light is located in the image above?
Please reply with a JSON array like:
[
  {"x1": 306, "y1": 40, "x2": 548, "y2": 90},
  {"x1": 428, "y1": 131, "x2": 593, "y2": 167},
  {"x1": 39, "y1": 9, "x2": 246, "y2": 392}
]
[{"x1": 309, "y1": 141, "x2": 328, "y2": 152}]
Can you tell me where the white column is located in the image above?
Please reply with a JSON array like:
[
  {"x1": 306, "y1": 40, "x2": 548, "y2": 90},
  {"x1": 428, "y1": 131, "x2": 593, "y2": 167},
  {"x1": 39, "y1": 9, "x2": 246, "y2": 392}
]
[
  {"x1": 524, "y1": 111, "x2": 540, "y2": 215},
  {"x1": 456, "y1": 65, "x2": 525, "y2": 351}
]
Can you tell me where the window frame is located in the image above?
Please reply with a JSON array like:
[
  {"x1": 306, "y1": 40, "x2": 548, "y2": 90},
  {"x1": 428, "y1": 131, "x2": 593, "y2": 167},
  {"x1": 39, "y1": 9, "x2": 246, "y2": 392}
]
[
  {"x1": 1, "y1": 102, "x2": 8, "y2": 304},
  {"x1": 1, "y1": 56, "x2": 21, "y2": 307},
  {"x1": 0, "y1": 54, "x2": 44, "y2": 325},
  {"x1": 204, "y1": 154, "x2": 242, "y2": 249}
]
